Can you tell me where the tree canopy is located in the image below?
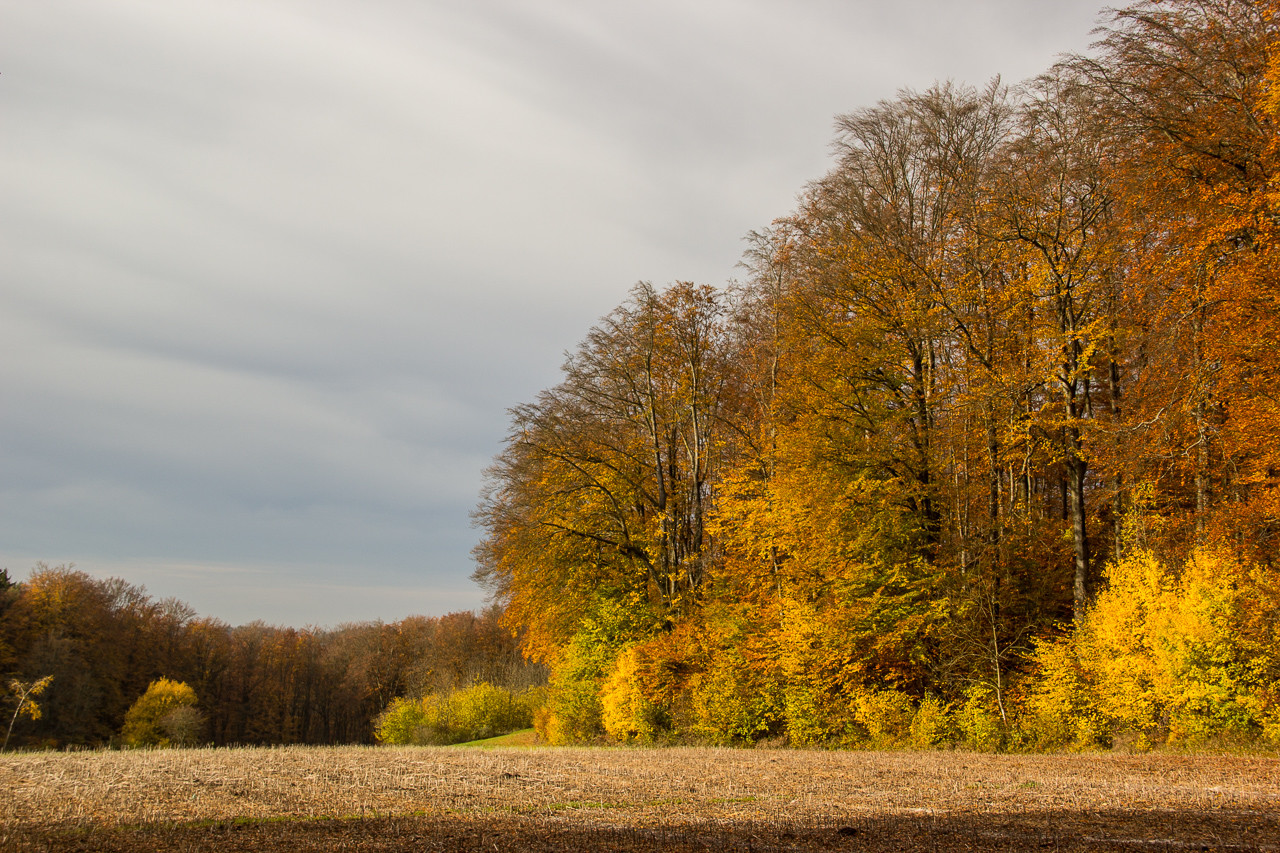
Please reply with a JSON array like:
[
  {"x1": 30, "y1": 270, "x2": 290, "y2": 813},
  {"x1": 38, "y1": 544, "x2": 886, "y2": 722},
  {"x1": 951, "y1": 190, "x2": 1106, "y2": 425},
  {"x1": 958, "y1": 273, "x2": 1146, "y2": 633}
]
[{"x1": 475, "y1": 0, "x2": 1280, "y2": 749}]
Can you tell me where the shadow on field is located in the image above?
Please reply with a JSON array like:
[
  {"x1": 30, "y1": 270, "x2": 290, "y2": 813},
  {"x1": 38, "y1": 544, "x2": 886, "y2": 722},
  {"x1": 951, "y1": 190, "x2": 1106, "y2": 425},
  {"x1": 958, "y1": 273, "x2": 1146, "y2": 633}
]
[{"x1": 5, "y1": 808, "x2": 1278, "y2": 852}]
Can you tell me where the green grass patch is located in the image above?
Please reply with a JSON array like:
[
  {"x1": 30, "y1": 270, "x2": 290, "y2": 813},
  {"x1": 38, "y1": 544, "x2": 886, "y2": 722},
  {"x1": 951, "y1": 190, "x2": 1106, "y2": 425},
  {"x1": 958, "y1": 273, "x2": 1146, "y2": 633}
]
[{"x1": 451, "y1": 728, "x2": 540, "y2": 749}]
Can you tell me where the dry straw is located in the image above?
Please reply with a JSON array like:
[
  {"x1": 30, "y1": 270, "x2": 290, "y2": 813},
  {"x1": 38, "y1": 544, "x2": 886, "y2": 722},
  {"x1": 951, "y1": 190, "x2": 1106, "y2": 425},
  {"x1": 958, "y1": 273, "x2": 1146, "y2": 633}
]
[{"x1": 3, "y1": 746, "x2": 1279, "y2": 851}]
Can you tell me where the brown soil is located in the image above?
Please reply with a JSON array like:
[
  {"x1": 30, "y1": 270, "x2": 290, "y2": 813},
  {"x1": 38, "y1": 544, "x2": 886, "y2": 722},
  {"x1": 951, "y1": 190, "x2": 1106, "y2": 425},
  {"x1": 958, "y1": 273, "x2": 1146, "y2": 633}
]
[{"x1": 2, "y1": 745, "x2": 1277, "y2": 851}]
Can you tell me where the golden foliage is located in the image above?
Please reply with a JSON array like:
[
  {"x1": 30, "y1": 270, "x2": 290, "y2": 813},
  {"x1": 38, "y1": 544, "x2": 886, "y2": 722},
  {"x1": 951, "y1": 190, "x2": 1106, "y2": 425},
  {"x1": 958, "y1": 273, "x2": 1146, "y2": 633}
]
[
  {"x1": 474, "y1": 1, "x2": 1280, "y2": 751},
  {"x1": 121, "y1": 678, "x2": 201, "y2": 748},
  {"x1": 1024, "y1": 549, "x2": 1280, "y2": 750},
  {"x1": 374, "y1": 683, "x2": 536, "y2": 746}
]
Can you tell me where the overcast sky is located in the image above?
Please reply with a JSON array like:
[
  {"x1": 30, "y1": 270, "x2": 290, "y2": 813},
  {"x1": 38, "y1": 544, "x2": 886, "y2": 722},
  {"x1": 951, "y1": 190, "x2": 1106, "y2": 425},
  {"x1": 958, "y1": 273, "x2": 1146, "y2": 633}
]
[{"x1": 1, "y1": 0, "x2": 1106, "y2": 627}]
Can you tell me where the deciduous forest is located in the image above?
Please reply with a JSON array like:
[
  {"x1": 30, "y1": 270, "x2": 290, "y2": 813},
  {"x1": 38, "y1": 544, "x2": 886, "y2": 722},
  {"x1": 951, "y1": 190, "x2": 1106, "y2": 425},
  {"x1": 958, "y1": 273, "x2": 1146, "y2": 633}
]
[
  {"x1": 0, "y1": 565, "x2": 540, "y2": 748},
  {"x1": 4, "y1": 0, "x2": 1280, "y2": 753},
  {"x1": 473, "y1": 0, "x2": 1280, "y2": 750}
]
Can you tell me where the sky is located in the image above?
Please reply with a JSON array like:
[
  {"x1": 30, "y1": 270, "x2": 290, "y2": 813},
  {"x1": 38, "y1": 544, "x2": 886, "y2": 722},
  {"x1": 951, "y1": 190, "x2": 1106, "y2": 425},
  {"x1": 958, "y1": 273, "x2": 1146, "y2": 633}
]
[{"x1": 1, "y1": 0, "x2": 1107, "y2": 627}]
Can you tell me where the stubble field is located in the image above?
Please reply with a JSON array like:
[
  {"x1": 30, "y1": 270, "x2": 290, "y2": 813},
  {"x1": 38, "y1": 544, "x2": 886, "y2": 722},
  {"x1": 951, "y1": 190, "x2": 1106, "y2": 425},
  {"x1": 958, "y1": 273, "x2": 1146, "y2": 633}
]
[{"x1": 2, "y1": 745, "x2": 1278, "y2": 852}]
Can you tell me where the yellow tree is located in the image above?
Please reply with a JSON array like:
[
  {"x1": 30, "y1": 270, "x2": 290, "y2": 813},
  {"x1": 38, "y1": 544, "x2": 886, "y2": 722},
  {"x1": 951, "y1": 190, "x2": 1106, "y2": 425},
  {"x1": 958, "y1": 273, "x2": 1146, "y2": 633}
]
[
  {"x1": 3, "y1": 676, "x2": 53, "y2": 751},
  {"x1": 992, "y1": 70, "x2": 1121, "y2": 616},
  {"x1": 707, "y1": 84, "x2": 1041, "y2": 726},
  {"x1": 121, "y1": 678, "x2": 202, "y2": 747},
  {"x1": 474, "y1": 283, "x2": 739, "y2": 664}
]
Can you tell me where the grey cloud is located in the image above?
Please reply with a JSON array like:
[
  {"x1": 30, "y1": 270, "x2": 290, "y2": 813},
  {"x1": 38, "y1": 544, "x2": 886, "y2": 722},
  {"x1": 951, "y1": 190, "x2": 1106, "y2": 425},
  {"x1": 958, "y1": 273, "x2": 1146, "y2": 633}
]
[{"x1": 1, "y1": 0, "x2": 1104, "y2": 626}]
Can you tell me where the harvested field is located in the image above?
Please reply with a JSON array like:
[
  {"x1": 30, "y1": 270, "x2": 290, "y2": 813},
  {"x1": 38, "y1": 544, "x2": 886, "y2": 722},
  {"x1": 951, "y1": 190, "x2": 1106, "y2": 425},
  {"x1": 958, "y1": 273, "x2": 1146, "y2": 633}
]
[{"x1": 2, "y1": 745, "x2": 1278, "y2": 851}]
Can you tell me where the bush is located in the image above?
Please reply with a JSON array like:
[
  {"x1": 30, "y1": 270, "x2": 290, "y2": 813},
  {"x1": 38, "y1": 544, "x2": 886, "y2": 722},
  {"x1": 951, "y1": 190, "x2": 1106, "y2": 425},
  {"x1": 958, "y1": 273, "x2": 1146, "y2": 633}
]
[
  {"x1": 1020, "y1": 634, "x2": 1106, "y2": 750},
  {"x1": 686, "y1": 651, "x2": 783, "y2": 746},
  {"x1": 375, "y1": 683, "x2": 534, "y2": 745},
  {"x1": 121, "y1": 679, "x2": 203, "y2": 747},
  {"x1": 537, "y1": 643, "x2": 601, "y2": 745},
  {"x1": 600, "y1": 645, "x2": 666, "y2": 742},
  {"x1": 774, "y1": 599, "x2": 866, "y2": 747},
  {"x1": 537, "y1": 599, "x2": 642, "y2": 744},
  {"x1": 956, "y1": 684, "x2": 1004, "y2": 751},
  {"x1": 158, "y1": 705, "x2": 205, "y2": 746},
  {"x1": 1019, "y1": 549, "x2": 1280, "y2": 751},
  {"x1": 375, "y1": 696, "x2": 433, "y2": 745},
  {"x1": 908, "y1": 694, "x2": 956, "y2": 748},
  {"x1": 852, "y1": 688, "x2": 915, "y2": 748}
]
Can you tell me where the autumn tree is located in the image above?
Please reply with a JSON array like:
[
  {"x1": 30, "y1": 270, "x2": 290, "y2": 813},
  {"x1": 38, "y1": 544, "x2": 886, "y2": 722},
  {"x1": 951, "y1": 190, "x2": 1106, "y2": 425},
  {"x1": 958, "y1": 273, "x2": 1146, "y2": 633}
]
[
  {"x1": 753, "y1": 82, "x2": 1071, "y2": 707},
  {"x1": 990, "y1": 70, "x2": 1122, "y2": 615},
  {"x1": 474, "y1": 282, "x2": 739, "y2": 663},
  {"x1": 1074, "y1": 0, "x2": 1280, "y2": 559},
  {"x1": 121, "y1": 678, "x2": 203, "y2": 747},
  {"x1": 3, "y1": 676, "x2": 53, "y2": 751}
]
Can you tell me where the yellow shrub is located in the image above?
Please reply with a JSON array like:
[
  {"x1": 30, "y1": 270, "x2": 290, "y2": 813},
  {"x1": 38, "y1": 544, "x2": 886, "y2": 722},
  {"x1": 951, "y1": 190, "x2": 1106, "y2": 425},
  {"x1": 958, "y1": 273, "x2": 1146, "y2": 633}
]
[
  {"x1": 1083, "y1": 551, "x2": 1165, "y2": 745},
  {"x1": 1019, "y1": 549, "x2": 1280, "y2": 750},
  {"x1": 1151, "y1": 552, "x2": 1268, "y2": 746},
  {"x1": 375, "y1": 683, "x2": 534, "y2": 745},
  {"x1": 121, "y1": 678, "x2": 202, "y2": 748},
  {"x1": 908, "y1": 694, "x2": 956, "y2": 748},
  {"x1": 774, "y1": 596, "x2": 865, "y2": 746},
  {"x1": 956, "y1": 684, "x2": 1004, "y2": 752},
  {"x1": 600, "y1": 646, "x2": 665, "y2": 742},
  {"x1": 540, "y1": 639, "x2": 609, "y2": 744},
  {"x1": 1022, "y1": 635, "x2": 1106, "y2": 750},
  {"x1": 853, "y1": 688, "x2": 915, "y2": 748},
  {"x1": 686, "y1": 648, "x2": 783, "y2": 745},
  {"x1": 375, "y1": 696, "x2": 431, "y2": 744},
  {"x1": 534, "y1": 598, "x2": 654, "y2": 744}
]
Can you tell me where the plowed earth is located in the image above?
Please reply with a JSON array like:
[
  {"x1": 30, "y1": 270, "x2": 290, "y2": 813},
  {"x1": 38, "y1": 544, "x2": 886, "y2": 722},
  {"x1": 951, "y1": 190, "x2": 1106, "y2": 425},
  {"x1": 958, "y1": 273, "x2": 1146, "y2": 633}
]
[{"x1": 3, "y1": 746, "x2": 1277, "y2": 851}]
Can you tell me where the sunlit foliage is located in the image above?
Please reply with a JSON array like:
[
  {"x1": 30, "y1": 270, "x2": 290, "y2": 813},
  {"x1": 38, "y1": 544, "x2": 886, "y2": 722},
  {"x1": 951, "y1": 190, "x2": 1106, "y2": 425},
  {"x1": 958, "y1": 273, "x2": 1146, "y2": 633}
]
[
  {"x1": 374, "y1": 682, "x2": 537, "y2": 745},
  {"x1": 476, "y1": 0, "x2": 1280, "y2": 749},
  {"x1": 121, "y1": 678, "x2": 203, "y2": 748}
]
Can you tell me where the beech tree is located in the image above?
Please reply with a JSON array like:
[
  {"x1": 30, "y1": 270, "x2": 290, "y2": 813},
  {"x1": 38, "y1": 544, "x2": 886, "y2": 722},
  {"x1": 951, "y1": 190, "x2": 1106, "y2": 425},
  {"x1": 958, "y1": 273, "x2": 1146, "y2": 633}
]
[
  {"x1": 474, "y1": 282, "x2": 740, "y2": 664},
  {"x1": 482, "y1": 1, "x2": 1280, "y2": 748},
  {"x1": 1078, "y1": 0, "x2": 1280, "y2": 557},
  {"x1": 993, "y1": 70, "x2": 1120, "y2": 614}
]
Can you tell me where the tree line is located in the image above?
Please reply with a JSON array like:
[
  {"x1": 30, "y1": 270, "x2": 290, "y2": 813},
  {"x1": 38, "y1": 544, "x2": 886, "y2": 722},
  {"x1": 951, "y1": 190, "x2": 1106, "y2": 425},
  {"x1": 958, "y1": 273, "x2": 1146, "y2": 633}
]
[
  {"x1": 474, "y1": 0, "x2": 1280, "y2": 748},
  {"x1": 0, "y1": 565, "x2": 542, "y2": 748}
]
